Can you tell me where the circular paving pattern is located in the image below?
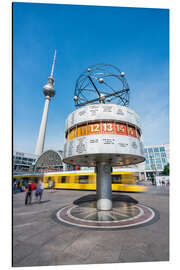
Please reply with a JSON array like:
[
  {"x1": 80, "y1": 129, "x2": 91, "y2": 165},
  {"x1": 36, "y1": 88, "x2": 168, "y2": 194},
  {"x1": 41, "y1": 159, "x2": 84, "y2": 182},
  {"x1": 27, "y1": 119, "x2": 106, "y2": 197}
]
[{"x1": 56, "y1": 200, "x2": 158, "y2": 230}]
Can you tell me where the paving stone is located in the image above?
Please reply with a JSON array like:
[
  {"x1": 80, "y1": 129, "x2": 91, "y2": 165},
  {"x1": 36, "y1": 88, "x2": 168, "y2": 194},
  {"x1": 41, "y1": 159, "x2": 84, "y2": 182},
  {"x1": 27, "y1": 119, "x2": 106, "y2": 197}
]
[{"x1": 13, "y1": 187, "x2": 169, "y2": 266}]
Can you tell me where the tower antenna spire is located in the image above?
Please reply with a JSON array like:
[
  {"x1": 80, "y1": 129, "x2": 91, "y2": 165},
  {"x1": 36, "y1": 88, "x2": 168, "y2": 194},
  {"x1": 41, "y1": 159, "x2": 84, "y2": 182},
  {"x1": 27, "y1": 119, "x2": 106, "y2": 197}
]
[
  {"x1": 35, "y1": 51, "x2": 56, "y2": 156},
  {"x1": 50, "y1": 50, "x2": 56, "y2": 79}
]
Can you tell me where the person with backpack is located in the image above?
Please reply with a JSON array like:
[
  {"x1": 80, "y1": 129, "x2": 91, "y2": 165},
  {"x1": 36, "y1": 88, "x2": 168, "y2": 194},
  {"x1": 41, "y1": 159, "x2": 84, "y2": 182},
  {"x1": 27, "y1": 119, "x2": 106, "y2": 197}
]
[
  {"x1": 31, "y1": 182, "x2": 36, "y2": 191},
  {"x1": 25, "y1": 181, "x2": 33, "y2": 205}
]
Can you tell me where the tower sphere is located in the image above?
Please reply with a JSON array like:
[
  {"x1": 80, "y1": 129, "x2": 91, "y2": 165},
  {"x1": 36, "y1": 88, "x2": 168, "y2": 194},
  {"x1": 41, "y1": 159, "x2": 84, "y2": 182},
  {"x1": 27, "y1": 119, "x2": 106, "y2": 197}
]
[{"x1": 43, "y1": 77, "x2": 56, "y2": 97}]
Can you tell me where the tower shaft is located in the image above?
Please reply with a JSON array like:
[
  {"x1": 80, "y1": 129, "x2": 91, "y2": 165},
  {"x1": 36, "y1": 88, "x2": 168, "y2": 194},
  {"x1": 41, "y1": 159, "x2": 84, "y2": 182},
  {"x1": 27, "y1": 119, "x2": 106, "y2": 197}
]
[
  {"x1": 35, "y1": 96, "x2": 50, "y2": 156},
  {"x1": 35, "y1": 50, "x2": 56, "y2": 156}
]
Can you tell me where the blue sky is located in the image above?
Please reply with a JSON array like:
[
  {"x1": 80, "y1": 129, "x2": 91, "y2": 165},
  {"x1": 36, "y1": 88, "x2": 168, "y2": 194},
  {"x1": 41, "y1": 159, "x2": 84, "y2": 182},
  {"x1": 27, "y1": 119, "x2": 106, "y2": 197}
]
[{"x1": 13, "y1": 2, "x2": 169, "y2": 153}]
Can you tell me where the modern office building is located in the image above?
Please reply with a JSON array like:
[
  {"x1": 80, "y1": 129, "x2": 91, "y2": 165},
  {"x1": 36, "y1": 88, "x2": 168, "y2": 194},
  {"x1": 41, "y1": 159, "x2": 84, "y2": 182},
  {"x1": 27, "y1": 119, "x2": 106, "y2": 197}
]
[
  {"x1": 13, "y1": 151, "x2": 38, "y2": 173},
  {"x1": 143, "y1": 144, "x2": 169, "y2": 179},
  {"x1": 113, "y1": 144, "x2": 169, "y2": 181}
]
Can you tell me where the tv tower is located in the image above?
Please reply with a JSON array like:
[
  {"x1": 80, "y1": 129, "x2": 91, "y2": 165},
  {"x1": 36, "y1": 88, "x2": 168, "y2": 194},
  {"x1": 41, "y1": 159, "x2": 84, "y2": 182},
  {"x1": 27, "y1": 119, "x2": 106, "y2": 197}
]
[{"x1": 35, "y1": 50, "x2": 56, "y2": 156}]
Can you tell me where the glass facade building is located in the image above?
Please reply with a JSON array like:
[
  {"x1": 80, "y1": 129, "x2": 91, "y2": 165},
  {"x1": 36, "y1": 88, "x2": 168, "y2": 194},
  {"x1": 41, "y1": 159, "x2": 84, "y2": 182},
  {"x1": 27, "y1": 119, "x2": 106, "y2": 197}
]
[
  {"x1": 13, "y1": 151, "x2": 38, "y2": 173},
  {"x1": 144, "y1": 144, "x2": 169, "y2": 172}
]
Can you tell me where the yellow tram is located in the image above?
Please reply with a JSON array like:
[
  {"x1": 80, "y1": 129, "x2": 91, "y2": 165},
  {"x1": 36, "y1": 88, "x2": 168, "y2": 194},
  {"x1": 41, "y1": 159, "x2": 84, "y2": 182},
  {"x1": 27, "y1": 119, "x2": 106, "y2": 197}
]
[{"x1": 13, "y1": 170, "x2": 147, "y2": 193}]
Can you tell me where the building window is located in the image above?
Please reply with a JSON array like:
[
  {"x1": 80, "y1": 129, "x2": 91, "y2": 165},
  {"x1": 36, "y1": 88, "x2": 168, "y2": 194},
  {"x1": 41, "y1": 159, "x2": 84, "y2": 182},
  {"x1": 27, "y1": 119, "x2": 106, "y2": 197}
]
[
  {"x1": 145, "y1": 160, "x2": 149, "y2": 164},
  {"x1": 145, "y1": 153, "x2": 149, "y2": 159},
  {"x1": 154, "y1": 147, "x2": 159, "y2": 152},
  {"x1": 160, "y1": 147, "x2": 165, "y2": 152},
  {"x1": 148, "y1": 148, "x2": 153, "y2": 153},
  {"x1": 144, "y1": 149, "x2": 148, "y2": 153},
  {"x1": 161, "y1": 152, "x2": 166, "y2": 158},
  {"x1": 157, "y1": 164, "x2": 162, "y2": 169},
  {"x1": 162, "y1": 158, "x2": 167, "y2": 164},
  {"x1": 149, "y1": 153, "x2": 154, "y2": 159},
  {"x1": 155, "y1": 153, "x2": 160, "y2": 158},
  {"x1": 155, "y1": 158, "x2": 161, "y2": 163},
  {"x1": 150, "y1": 160, "x2": 155, "y2": 166}
]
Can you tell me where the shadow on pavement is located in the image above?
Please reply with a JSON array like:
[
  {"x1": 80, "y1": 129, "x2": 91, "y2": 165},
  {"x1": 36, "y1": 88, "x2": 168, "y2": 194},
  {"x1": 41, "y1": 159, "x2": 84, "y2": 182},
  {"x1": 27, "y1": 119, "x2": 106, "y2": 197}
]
[{"x1": 73, "y1": 194, "x2": 138, "y2": 205}]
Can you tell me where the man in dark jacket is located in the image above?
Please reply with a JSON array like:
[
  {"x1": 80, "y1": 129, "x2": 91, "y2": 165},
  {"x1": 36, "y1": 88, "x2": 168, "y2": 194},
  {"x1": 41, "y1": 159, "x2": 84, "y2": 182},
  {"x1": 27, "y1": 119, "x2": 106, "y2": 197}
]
[{"x1": 25, "y1": 181, "x2": 33, "y2": 205}]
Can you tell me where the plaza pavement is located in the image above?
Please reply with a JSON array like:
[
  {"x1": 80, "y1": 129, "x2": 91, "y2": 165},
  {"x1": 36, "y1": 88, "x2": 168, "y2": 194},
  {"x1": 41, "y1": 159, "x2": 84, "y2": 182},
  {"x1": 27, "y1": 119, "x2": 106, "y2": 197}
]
[{"x1": 12, "y1": 186, "x2": 169, "y2": 267}]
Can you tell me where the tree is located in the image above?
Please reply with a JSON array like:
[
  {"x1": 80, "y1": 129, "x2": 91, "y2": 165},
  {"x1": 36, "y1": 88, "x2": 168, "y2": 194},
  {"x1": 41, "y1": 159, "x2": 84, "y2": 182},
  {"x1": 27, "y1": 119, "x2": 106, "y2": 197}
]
[{"x1": 163, "y1": 163, "x2": 169, "y2": 176}]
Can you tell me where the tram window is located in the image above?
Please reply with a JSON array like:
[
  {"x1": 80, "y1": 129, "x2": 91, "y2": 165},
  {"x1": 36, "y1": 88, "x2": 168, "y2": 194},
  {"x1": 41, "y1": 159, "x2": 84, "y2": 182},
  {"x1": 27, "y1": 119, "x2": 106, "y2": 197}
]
[
  {"x1": 61, "y1": 176, "x2": 66, "y2": 183},
  {"x1": 112, "y1": 175, "x2": 122, "y2": 183},
  {"x1": 57, "y1": 177, "x2": 61, "y2": 183},
  {"x1": 44, "y1": 178, "x2": 48, "y2": 183},
  {"x1": 79, "y1": 175, "x2": 89, "y2": 183},
  {"x1": 34, "y1": 177, "x2": 39, "y2": 184}
]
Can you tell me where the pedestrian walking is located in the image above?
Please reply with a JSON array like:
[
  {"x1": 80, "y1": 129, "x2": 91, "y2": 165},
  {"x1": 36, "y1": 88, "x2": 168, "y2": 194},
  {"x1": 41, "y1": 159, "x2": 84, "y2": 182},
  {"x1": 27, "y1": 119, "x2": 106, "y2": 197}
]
[
  {"x1": 13, "y1": 181, "x2": 17, "y2": 194},
  {"x1": 48, "y1": 179, "x2": 52, "y2": 190},
  {"x1": 17, "y1": 181, "x2": 20, "y2": 192},
  {"x1": 35, "y1": 181, "x2": 41, "y2": 201},
  {"x1": 39, "y1": 179, "x2": 45, "y2": 202},
  {"x1": 25, "y1": 181, "x2": 33, "y2": 205},
  {"x1": 51, "y1": 180, "x2": 55, "y2": 192},
  {"x1": 35, "y1": 179, "x2": 45, "y2": 202},
  {"x1": 48, "y1": 179, "x2": 54, "y2": 192}
]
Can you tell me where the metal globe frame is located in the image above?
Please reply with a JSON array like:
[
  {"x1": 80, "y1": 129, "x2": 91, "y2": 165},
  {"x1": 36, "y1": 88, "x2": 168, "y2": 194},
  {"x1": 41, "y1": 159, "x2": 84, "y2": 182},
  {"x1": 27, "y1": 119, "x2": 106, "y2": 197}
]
[{"x1": 74, "y1": 64, "x2": 130, "y2": 108}]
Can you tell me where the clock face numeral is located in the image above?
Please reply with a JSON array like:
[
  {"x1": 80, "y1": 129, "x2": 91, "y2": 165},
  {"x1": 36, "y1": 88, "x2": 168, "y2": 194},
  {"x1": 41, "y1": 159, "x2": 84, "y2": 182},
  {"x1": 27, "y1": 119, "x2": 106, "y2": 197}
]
[
  {"x1": 128, "y1": 126, "x2": 136, "y2": 137},
  {"x1": 67, "y1": 122, "x2": 140, "y2": 141},
  {"x1": 102, "y1": 123, "x2": 114, "y2": 134},
  {"x1": 115, "y1": 123, "x2": 127, "y2": 135},
  {"x1": 89, "y1": 123, "x2": 101, "y2": 134}
]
